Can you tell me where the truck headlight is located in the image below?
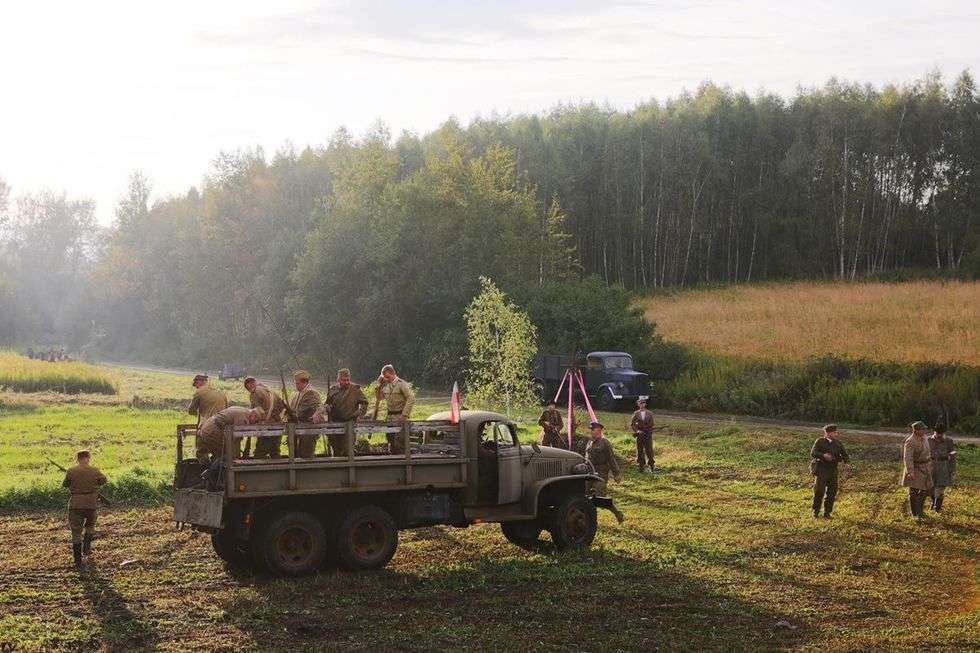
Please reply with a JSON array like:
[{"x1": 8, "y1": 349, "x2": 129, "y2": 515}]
[{"x1": 572, "y1": 462, "x2": 593, "y2": 475}]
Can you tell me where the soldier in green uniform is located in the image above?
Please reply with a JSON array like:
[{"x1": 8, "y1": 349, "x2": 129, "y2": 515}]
[
  {"x1": 289, "y1": 370, "x2": 322, "y2": 458},
  {"x1": 244, "y1": 376, "x2": 286, "y2": 458},
  {"x1": 585, "y1": 422, "x2": 624, "y2": 522},
  {"x1": 928, "y1": 424, "x2": 957, "y2": 512},
  {"x1": 378, "y1": 364, "x2": 416, "y2": 454},
  {"x1": 322, "y1": 368, "x2": 369, "y2": 457},
  {"x1": 630, "y1": 398, "x2": 658, "y2": 473},
  {"x1": 537, "y1": 401, "x2": 565, "y2": 449},
  {"x1": 809, "y1": 424, "x2": 850, "y2": 518},
  {"x1": 902, "y1": 421, "x2": 934, "y2": 518},
  {"x1": 188, "y1": 374, "x2": 228, "y2": 427},
  {"x1": 197, "y1": 406, "x2": 262, "y2": 461},
  {"x1": 63, "y1": 450, "x2": 107, "y2": 567}
]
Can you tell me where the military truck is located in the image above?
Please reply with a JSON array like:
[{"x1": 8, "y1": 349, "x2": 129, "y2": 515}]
[
  {"x1": 172, "y1": 410, "x2": 618, "y2": 576},
  {"x1": 533, "y1": 351, "x2": 651, "y2": 411}
]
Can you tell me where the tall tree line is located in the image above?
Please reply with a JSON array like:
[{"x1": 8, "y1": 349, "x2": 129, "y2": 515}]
[{"x1": 0, "y1": 71, "x2": 977, "y2": 379}]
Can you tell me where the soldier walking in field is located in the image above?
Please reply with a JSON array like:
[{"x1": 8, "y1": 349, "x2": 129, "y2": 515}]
[
  {"x1": 537, "y1": 401, "x2": 565, "y2": 449},
  {"x1": 244, "y1": 376, "x2": 286, "y2": 458},
  {"x1": 377, "y1": 364, "x2": 416, "y2": 454},
  {"x1": 630, "y1": 398, "x2": 659, "y2": 473},
  {"x1": 902, "y1": 421, "x2": 934, "y2": 518},
  {"x1": 197, "y1": 406, "x2": 262, "y2": 461},
  {"x1": 928, "y1": 424, "x2": 957, "y2": 513},
  {"x1": 289, "y1": 370, "x2": 322, "y2": 458},
  {"x1": 63, "y1": 450, "x2": 107, "y2": 568},
  {"x1": 809, "y1": 424, "x2": 850, "y2": 519},
  {"x1": 322, "y1": 368, "x2": 369, "y2": 457},
  {"x1": 188, "y1": 374, "x2": 228, "y2": 426},
  {"x1": 585, "y1": 422, "x2": 625, "y2": 522}
]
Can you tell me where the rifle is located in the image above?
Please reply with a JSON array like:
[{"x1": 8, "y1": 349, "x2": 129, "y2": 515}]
[
  {"x1": 46, "y1": 457, "x2": 112, "y2": 507},
  {"x1": 371, "y1": 377, "x2": 385, "y2": 421}
]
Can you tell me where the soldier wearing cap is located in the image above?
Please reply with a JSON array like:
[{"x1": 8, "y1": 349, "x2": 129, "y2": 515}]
[
  {"x1": 585, "y1": 422, "x2": 624, "y2": 522},
  {"x1": 537, "y1": 401, "x2": 565, "y2": 449},
  {"x1": 902, "y1": 421, "x2": 934, "y2": 518},
  {"x1": 809, "y1": 424, "x2": 850, "y2": 518},
  {"x1": 197, "y1": 406, "x2": 263, "y2": 461},
  {"x1": 322, "y1": 368, "x2": 369, "y2": 457},
  {"x1": 630, "y1": 398, "x2": 658, "y2": 473},
  {"x1": 289, "y1": 370, "x2": 322, "y2": 458},
  {"x1": 928, "y1": 423, "x2": 957, "y2": 512},
  {"x1": 188, "y1": 374, "x2": 228, "y2": 427},
  {"x1": 62, "y1": 450, "x2": 107, "y2": 567},
  {"x1": 244, "y1": 376, "x2": 286, "y2": 458},
  {"x1": 377, "y1": 364, "x2": 416, "y2": 454}
]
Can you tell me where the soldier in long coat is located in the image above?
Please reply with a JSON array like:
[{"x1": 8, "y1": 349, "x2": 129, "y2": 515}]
[
  {"x1": 928, "y1": 424, "x2": 957, "y2": 512},
  {"x1": 289, "y1": 370, "x2": 322, "y2": 458},
  {"x1": 322, "y1": 368, "x2": 369, "y2": 457},
  {"x1": 63, "y1": 450, "x2": 107, "y2": 567},
  {"x1": 901, "y1": 421, "x2": 933, "y2": 518}
]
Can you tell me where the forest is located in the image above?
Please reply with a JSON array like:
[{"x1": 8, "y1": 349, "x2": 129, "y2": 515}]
[{"x1": 0, "y1": 71, "x2": 977, "y2": 383}]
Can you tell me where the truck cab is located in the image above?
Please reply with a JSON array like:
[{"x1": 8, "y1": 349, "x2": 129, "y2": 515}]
[
  {"x1": 534, "y1": 351, "x2": 651, "y2": 410},
  {"x1": 172, "y1": 410, "x2": 617, "y2": 576}
]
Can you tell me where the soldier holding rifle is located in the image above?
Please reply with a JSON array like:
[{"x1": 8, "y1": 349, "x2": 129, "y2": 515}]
[
  {"x1": 537, "y1": 400, "x2": 566, "y2": 449},
  {"x1": 809, "y1": 424, "x2": 850, "y2": 519},
  {"x1": 59, "y1": 450, "x2": 108, "y2": 568},
  {"x1": 630, "y1": 398, "x2": 662, "y2": 473}
]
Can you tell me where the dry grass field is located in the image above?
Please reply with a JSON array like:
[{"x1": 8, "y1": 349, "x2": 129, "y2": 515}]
[{"x1": 640, "y1": 280, "x2": 980, "y2": 365}]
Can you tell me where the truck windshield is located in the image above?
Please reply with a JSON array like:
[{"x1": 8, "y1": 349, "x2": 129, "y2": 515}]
[{"x1": 602, "y1": 356, "x2": 633, "y2": 370}]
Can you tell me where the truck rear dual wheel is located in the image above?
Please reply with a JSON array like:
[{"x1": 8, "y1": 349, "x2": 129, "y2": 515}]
[
  {"x1": 258, "y1": 511, "x2": 328, "y2": 576},
  {"x1": 548, "y1": 494, "x2": 598, "y2": 551},
  {"x1": 335, "y1": 506, "x2": 399, "y2": 570}
]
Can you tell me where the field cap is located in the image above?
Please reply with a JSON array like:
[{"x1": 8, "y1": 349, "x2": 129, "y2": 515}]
[
  {"x1": 243, "y1": 376, "x2": 257, "y2": 385},
  {"x1": 294, "y1": 370, "x2": 311, "y2": 382},
  {"x1": 192, "y1": 374, "x2": 208, "y2": 385},
  {"x1": 910, "y1": 420, "x2": 928, "y2": 431},
  {"x1": 823, "y1": 424, "x2": 837, "y2": 433},
  {"x1": 337, "y1": 367, "x2": 351, "y2": 376},
  {"x1": 76, "y1": 449, "x2": 90, "y2": 459},
  {"x1": 637, "y1": 398, "x2": 647, "y2": 405},
  {"x1": 590, "y1": 421, "x2": 604, "y2": 429}
]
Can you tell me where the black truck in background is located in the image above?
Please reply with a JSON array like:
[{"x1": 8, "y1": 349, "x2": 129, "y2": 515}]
[{"x1": 532, "y1": 351, "x2": 652, "y2": 412}]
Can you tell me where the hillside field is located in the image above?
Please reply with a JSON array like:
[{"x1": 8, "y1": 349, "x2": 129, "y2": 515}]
[
  {"x1": 0, "y1": 365, "x2": 977, "y2": 651},
  {"x1": 640, "y1": 280, "x2": 980, "y2": 365}
]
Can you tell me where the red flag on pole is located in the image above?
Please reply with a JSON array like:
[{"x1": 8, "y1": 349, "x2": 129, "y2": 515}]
[{"x1": 450, "y1": 381, "x2": 461, "y2": 424}]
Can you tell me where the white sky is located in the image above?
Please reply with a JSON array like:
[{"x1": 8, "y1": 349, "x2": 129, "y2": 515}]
[{"x1": 1, "y1": 0, "x2": 978, "y2": 223}]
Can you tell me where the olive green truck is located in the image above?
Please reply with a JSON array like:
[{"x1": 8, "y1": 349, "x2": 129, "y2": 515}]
[{"x1": 173, "y1": 410, "x2": 618, "y2": 576}]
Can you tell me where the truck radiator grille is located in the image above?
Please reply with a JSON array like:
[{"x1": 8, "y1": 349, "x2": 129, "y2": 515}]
[{"x1": 534, "y1": 460, "x2": 563, "y2": 480}]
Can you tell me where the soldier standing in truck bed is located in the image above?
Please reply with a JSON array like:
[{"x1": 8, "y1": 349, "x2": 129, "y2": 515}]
[
  {"x1": 244, "y1": 376, "x2": 286, "y2": 458},
  {"x1": 188, "y1": 374, "x2": 228, "y2": 426},
  {"x1": 810, "y1": 424, "x2": 850, "y2": 518},
  {"x1": 377, "y1": 364, "x2": 416, "y2": 454},
  {"x1": 63, "y1": 450, "x2": 107, "y2": 568},
  {"x1": 585, "y1": 422, "x2": 624, "y2": 522},
  {"x1": 321, "y1": 368, "x2": 368, "y2": 457},
  {"x1": 197, "y1": 406, "x2": 262, "y2": 461},
  {"x1": 290, "y1": 370, "x2": 322, "y2": 458},
  {"x1": 537, "y1": 401, "x2": 565, "y2": 449}
]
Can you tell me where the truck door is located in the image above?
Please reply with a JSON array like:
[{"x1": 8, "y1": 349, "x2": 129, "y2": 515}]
[{"x1": 492, "y1": 422, "x2": 522, "y2": 504}]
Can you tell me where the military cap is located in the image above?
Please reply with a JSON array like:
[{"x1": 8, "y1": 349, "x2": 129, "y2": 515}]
[
  {"x1": 243, "y1": 376, "x2": 257, "y2": 385},
  {"x1": 76, "y1": 449, "x2": 90, "y2": 459},
  {"x1": 294, "y1": 370, "x2": 311, "y2": 382},
  {"x1": 934, "y1": 423, "x2": 947, "y2": 434},
  {"x1": 910, "y1": 421, "x2": 928, "y2": 431},
  {"x1": 823, "y1": 424, "x2": 838, "y2": 433},
  {"x1": 192, "y1": 374, "x2": 208, "y2": 385},
  {"x1": 637, "y1": 398, "x2": 648, "y2": 405},
  {"x1": 337, "y1": 368, "x2": 351, "y2": 377},
  {"x1": 590, "y1": 421, "x2": 604, "y2": 430}
]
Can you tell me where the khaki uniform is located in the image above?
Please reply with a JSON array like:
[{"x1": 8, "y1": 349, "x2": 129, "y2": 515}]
[
  {"x1": 289, "y1": 386, "x2": 322, "y2": 458},
  {"x1": 810, "y1": 437, "x2": 849, "y2": 516},
  {"x1": 63, "y1": 464, "x2": 107, "y2": 544},
  {"x1": 197, "y1": 406, "x2": 253, "y2": 460},
  {"x1": 188, "y1": 385, "x2": 228, "y2": 424},
  {"x1": 323, "y1": 383, "x2": 368, "y2": 457},
  {"x1": 537, "y1": 408, "x2": 565, "y2": 449},
  {"x1": 630, "y1": 408, "x2": 656, "y2": 470},
  {"x1": 586, "y1": 436, "x2": 620, "y2": 496},
  {"x1": 381, "y1": 377, "x2": 416, "y2": 454},
  {"x1": 250, "y1": 383, "x2": 286, "y2": 458},
  {"x1": 902, "y1": 433, "x2": 933, "y2": 516}
]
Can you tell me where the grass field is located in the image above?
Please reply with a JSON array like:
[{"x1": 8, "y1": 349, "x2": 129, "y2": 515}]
[
  {"x1": 0, "y1": 352, "x2": 119, "y2": 395},
  {"x1": 640, "y1": 280, "x2": 980, "y2": 365},
  {"x1": 0, "y1": 366, "x2": 977, "y2": 651}
]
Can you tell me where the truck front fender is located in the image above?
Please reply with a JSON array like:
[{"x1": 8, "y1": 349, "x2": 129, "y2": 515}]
[{"x1": 522, "y1": 474, "x2": 599, "y2": 515}]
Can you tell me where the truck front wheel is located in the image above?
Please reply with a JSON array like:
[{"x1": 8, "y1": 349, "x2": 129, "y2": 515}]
[
  {"x1": 596, "y1": 388, "x2": 617, "y2": 412},
  {"x1": 259, "y1": 511, "x2": 327, "y2": 576},
  {"x1": 500, "y1": 520, "x2": 543, "y2": 549},
  {"x1": 336, "y1": 506, "x2": 398, "y2": 570},
  {"x1": 548, "y1": 494, "x2": 597, "y2": 551}
]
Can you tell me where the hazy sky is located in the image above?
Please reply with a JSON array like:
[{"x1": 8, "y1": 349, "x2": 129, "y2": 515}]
[{"x1": 2, "y1": 0, "x2": 978, "y2": 223}]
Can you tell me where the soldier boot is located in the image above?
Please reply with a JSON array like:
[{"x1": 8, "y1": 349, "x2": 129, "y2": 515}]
[
  {"x1": 73, "y1": 543, "x2": 83, "y2": 568},
  {"x1": 83, "y1": 534, "x2": 93, "y2": 556},
  {"x1": 934, "y1": 496, "x2": 944, "y2": 512}
]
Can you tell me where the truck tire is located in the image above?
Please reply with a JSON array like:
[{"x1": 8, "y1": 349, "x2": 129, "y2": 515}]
[
  {"x1": 596, "y1": 387, "x2": 617, "y2": 412},
  {"x1": 211, "y1": 531, "x2": 252, "y2": 568},
  {"x1": 335, "y1": 505, "x2": 398, "y2": 570},
  {"x1": 258, "y1": 511, "x2": 327, "y2": 576},
  {"x1": 548, "y1": 494, "x2": 597, "y2": 551},
  {"x1": 500, "y1": 520, "x2": 543, "y2": 549}
]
